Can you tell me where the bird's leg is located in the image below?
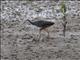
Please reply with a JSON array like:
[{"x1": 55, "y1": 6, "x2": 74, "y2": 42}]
[
  {"x1": 47, "y1": 31, "x2": 49, "y2": 38},
  {"x1": 44, "y1": 28, "x2": 50, "y2": 38},
  {"x1": 38, "y1": 29, "x2": 42, "y2": 41}
]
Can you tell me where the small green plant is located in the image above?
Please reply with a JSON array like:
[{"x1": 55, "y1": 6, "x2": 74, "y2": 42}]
[
  {"x1": 60, "y1": 1, "x2": 67, "y2": 37},
  {"x1": 60, "y1": 1, "x2": 66, "y2": 15}
]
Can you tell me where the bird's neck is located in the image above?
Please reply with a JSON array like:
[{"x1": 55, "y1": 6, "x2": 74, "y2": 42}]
[{"x1": 27, "y1": 20, "x2": 34, "y2": 24}]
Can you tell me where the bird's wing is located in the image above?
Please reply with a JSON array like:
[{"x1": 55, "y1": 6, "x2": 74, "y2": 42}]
[
  {"x1": 38, "y1": 21, "x2": 53, "y2": 27},
  {"x1": 33, "y1": 20, "x2": 54, "y2": 27},
  {"x1": 34, "y1": 20, "x2": 46, "y2": 27}
]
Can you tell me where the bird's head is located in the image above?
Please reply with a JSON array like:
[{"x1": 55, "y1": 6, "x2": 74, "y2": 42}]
[
  {"x1": 23, "y1": 19, "x2": 31, "y2": 25},
  {"x1": 26, "y1": 19, "x2": 33, "y2": 25}
]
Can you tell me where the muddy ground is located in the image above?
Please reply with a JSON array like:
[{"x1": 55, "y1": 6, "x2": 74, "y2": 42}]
[{"x1": 1, "y1": 1, "x2": 80, "y2": 60}]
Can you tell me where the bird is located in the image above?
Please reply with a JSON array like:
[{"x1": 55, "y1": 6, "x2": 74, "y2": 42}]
[{"x1": 27, "y1": 19, "x2": 55, "y2": 40}]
